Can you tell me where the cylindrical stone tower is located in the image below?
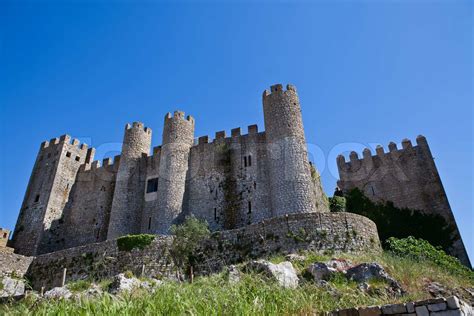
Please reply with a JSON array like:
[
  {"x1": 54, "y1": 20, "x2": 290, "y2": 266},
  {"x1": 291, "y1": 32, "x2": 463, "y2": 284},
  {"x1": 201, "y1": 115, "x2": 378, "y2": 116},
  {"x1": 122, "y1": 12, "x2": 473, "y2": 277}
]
[
  {"x1": 263, "y1": 84, "x2": 315, "y2": 217},
  {"x1": 108, "y1": 122, "x2": 152, "y2": 239},
  {"x1": 153, "y1": 111, "x2": 194, "y2": 234}
]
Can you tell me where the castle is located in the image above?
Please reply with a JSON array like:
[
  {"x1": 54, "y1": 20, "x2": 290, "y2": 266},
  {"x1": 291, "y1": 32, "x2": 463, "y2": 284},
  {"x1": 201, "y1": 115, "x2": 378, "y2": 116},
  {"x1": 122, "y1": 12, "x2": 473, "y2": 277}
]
[
  {"x1": 11, "y1": 84, "x2": 329, "y2": 256},
  {"x1": 10, "y1": 83, "x2": 469, "y2": 269}
]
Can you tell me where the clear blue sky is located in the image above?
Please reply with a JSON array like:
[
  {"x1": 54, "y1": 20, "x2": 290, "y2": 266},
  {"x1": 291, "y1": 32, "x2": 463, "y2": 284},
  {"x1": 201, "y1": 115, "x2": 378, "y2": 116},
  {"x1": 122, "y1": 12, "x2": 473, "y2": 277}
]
[{"x1": 1, "y1": 1, "x2": 472, "y2": 261}]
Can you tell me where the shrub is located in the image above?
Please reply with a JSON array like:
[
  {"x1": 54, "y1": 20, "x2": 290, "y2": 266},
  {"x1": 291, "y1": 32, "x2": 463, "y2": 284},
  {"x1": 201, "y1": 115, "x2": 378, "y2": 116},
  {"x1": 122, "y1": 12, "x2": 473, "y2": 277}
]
[
  {"x1": 329, "y1": 196, "x2": 346, "y2": 212},
  {"x1": 345, "y1": 188, "x2": 455, "y2": 252},
  {"x1": 385, "y1": 237, "x2": 473, "y2": 279},
  {"x1": 170, "y1": 216, "x2": 210, "y2": 272},
  {"x1": 117, "y1": 234, "x2": 155, "y2": 251}
]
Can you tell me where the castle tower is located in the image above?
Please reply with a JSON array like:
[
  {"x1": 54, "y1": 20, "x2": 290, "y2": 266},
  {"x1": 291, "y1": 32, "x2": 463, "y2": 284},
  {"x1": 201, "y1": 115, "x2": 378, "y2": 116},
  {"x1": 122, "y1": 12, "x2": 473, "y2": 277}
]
[
  {"x1": 263, "y1": 84, "x2": 315, "y2": 216},
  {"x1": 152, "y1": 111, "x2": 194, "y2": 234},
  {"x1": 12, "y1": 135, "x2": 94, "y2": 255},
  {"x1": 337, "y1": 136, "x2": 471, "y2": 268},
  {"x1": 107, "y1": 122, "x2": 152, "y2": 239}
]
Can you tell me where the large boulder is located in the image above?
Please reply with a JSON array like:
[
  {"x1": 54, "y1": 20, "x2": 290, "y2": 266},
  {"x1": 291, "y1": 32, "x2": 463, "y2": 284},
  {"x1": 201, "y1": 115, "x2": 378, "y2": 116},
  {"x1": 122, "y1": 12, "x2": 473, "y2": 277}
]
[
  {"x1": 306, "y1": 263, "x2": 337, "y2": 282},
  {"x1": 0, "y1": 276, "x2": 25, "y2": 298},
  {"x1": 108, "y1": 273, "x2": 141, "y2": 294},
  {"x1": 44, "y1": 287, "x2": 72, "y2": 300},
  {"x1": 345, "y1": 262, "x2": 404, "y2": 294},
  {"x1": 246, "y1": 260, "x2": 299, "y2": 288}
]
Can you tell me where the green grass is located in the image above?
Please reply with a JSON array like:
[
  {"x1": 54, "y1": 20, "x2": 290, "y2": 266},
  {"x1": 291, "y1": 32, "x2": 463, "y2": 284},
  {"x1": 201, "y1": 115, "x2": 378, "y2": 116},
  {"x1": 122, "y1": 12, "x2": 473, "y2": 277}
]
[
  {"x1": 0, "y1": 251, "x2": 472, "y2": 315},
  {"x1": 67, "y1": 280, "x2": 92, "y2": 293}
]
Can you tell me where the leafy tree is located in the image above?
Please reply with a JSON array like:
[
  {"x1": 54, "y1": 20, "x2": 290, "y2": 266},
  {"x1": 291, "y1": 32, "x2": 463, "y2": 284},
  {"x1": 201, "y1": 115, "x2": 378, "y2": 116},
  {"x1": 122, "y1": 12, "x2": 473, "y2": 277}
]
[
  {"x1": 170, "y1": 216, "x2": 210, "y2": 281},
  {"x1": 328, "y1": 196, "x2": 346, "y2": 212}
]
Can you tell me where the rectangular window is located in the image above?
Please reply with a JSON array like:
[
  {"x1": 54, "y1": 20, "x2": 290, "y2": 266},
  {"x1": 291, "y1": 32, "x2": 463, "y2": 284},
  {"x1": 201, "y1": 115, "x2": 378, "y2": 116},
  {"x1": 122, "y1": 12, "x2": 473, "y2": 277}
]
[
  {"x1": 248, "y1": 201, "x2": 252, "y2": 214},
  {"x1": 146, "y1": 178, "x2": 158, "y2": 193},
  {"x1": 248, "y1": 155, "x2": 252, "y2": 166},
  {"x1": 148, "y1": 217, "x2": 152, "y2": 230},
  {"x1": 75, "y1": 156, "x2": 80, "y2": 162},
  {"x1": 66, "y1": 152, "x2": 72, "y2": 158},
  {"x1": 244, "y1": 156, "x2": 247, "y2": 167},
  {"x1": 3, "y1": 233, "x2": 7, "y2": 238},
  {"x1": 34, "y1": 194, "x2": 40, "y2": 203},
  {"x1": 214, "y1": 208, "x2": 217, "y2": 220}
]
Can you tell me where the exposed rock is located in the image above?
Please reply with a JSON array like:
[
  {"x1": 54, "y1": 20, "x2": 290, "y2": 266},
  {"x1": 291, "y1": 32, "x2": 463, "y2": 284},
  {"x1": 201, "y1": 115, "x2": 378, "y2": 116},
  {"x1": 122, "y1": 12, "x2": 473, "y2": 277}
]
[
  {"x1": 357, "y1": 282, "x2": 370, "y2": 292},
  {"x1": 0, "y1": 276, "x2": 25, "y2": 298},
  {"x1": 44, "y1": 287, "x2": 72, "y2": 300},
  {"x1": 246, "y1": 260, "x2": 299, "y2": 288},
  {"x1": 345, "y1": 262, "x2": 404, "y2": 294},
  {"x1": 108, "y1": 273, "x2": 141, "y2": 294},
  {"x1": 139, "y1": 279, "x2": 163, "y2": 293},
  {"x1": 227, "y1": 265, "x2": 241, "y2": 284},
  {"x1": 326, "y1": 258, "x2": 352, "y2": 272},
  {"x1": 306, "y1": 262, "x2": 337, "y2": 281}
]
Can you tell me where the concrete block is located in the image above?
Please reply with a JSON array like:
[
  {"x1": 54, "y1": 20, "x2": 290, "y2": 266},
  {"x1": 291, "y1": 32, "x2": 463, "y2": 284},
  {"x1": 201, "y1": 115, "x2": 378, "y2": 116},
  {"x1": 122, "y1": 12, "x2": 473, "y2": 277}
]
[
  {"x1": 358, "y1": 306, "x2": 381, "y2": 316},
  {"x1": 446, "y1": 296, "x2": 460, "y2": 309},
  {"x1": 428, "y1": 303, "x2": 447, "y2": 312},
  {"x1": 381, "y1": 303, "x2": 406, "y2": 314},
  {"x1": 415, "y1": 306, "x2": 429, "y2": 316}
]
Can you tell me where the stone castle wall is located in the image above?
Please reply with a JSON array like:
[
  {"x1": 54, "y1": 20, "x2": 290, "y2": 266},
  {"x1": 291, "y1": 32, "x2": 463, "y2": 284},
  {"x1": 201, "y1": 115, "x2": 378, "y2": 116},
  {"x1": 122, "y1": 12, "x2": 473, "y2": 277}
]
[
  {"x1": 337, "y1": 136, "x2": 470, "y2": 267},
  {"x1": 20, "y1": 212, "x2": 379, "y2": 290}
]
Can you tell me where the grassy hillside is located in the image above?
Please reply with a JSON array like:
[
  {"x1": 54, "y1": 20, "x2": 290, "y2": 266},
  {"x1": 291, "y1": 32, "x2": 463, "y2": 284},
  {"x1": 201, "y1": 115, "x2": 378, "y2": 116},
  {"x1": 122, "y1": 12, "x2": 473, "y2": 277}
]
[{"x1": 1, "y1": 250, "x2": 472, "y2": 315}]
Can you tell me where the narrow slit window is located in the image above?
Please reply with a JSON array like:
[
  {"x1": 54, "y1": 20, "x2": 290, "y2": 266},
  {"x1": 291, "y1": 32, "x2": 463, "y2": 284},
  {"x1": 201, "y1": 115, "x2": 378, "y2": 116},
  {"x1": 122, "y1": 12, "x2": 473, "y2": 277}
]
[
  {"x1": 244, "y1": 156, "x2": 247, "y2": 167},
  {"x1": 146, "y1": 178, "x2": 158, "y2": 193},
  {"x1": 148, "y1": 217, "x2": 152, "y2": 230},
  {"x1": 371, "y1": 186, "x2": 375, "y2": 196},
  {"x1": 248, "y1": 155, "x2": 252, "y2": 166},
  {"x1": 34, "y1": 195, "x2": 40, "y2": 203},
  {"x1": 248, "y1": 201, "x2": 252, "y2": 214},
  {"x1": 214, "y1": 208, "x2": 217, "y2": 220}
]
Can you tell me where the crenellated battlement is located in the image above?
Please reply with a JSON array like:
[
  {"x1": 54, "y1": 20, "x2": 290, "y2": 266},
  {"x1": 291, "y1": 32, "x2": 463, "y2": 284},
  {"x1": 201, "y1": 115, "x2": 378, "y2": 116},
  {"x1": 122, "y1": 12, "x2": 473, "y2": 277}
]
[
  {"x1": 337, "y1": 135, "x2": 428, "y2": 171},
  {"x1": 194, "y1": 124, "x2": 262, "y2": 147},
  {"x1": 39, "y1": 134, "x2": 91, "y2": 157},
  {"x1": 165, "y1": 111, "x2": 195, "y2": 125},
  {"x1": 262, "y1": 83, "x2": 297, "y2": 98},
  {"x1": 125, "y1": 122, "x2": 152, "y2": 134}
]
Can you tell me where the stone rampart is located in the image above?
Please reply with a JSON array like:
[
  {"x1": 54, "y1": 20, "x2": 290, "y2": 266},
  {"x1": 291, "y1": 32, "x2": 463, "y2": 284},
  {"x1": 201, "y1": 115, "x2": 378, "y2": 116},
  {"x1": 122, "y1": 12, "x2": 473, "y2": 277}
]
[
  {"x1": 22, "y1": 212, "x2": 379, "y2": 290},
  {"x1": 195, "y1": 212, "x2": 380, "y2": 274}
]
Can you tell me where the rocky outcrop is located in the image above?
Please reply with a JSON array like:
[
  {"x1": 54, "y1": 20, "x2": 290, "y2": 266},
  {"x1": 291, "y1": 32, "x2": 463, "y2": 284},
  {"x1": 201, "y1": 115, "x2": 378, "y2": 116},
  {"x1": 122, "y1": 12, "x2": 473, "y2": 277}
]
[
  {"x1": 245, "y1": 260, "x2": 299, "y2": 288},
  {"x1": 0, "y1": 276, "x2": 25, "y2": 298}
]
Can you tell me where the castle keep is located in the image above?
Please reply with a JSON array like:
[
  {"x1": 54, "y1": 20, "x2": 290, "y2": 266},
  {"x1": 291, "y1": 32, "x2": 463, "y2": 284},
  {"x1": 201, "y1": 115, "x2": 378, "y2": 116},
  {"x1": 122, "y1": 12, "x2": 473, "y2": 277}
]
[
  {"x1": 337, "y1": 138, "x2": 471, "y2": 267},
  {"x1": 11, "y1": 84, "x2": 329, "y2": 256}
]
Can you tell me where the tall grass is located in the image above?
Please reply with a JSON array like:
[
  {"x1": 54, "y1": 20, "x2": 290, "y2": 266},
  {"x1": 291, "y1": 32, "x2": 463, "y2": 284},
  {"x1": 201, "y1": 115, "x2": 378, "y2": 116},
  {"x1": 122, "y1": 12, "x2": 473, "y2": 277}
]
[{"x1": 1, "y1": 251, "x2": 472, "y2": 316}]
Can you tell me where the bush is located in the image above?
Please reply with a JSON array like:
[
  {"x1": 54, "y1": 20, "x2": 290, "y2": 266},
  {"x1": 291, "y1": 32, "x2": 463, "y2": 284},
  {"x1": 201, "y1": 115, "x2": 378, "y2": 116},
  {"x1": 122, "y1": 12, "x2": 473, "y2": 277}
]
[
  {"x1": 170, "y1": 216, "x2": 210, "y2": 271},
  {"x1": 117, "y1": 234, "x2": 155, "y2": 251},
  {"x1": 345, "y1": 188, "x2": 455, "y2": 252},
  {"x1": 329, "y1": 196, "x2": 346, "y2": 212},
  {"x1": 385, "y1": 237, "x2": 473, "y2": 279}
]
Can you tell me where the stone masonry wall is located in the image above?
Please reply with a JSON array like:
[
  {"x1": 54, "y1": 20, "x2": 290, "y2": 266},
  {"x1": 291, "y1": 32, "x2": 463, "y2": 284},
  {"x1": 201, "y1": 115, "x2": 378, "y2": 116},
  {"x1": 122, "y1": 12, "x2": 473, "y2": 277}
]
[
  {"x1": 195, "y1": 212, "x2": 380, "y2": 275},
  {"x1": 26, "y1": 236, "x2": 174, "y2": 290},
  {"x1": 0, "y1": 251, "x2": 33, "y2": 278},
  {"x1": 337, "y1": 136, "x2": 470, "y2": 267},
  {"x1": 332, "y1": 296, "x2": 473, "y2": 316},
  {"x1": 22, "y1": 212, "x2": 379, "y2": 290}
]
